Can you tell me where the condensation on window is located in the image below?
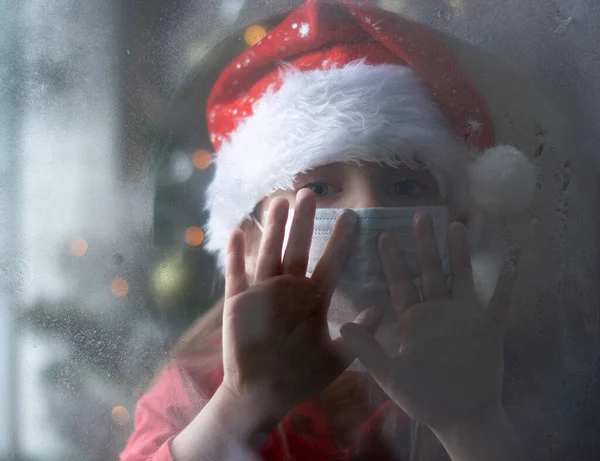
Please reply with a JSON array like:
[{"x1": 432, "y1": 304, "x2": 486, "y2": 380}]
[{"x1": 2, "y1": 1, "x2": 599, "y2": 460}]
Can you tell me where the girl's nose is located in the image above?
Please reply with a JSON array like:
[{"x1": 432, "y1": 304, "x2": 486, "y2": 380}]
[{"x1": 353, "y1": 188, "x2": 384, "y2": 208}]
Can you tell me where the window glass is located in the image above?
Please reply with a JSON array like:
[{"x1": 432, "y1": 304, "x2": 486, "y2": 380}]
[{"x1": 3, "y1": 1, "x2": 599, "y2": 460}]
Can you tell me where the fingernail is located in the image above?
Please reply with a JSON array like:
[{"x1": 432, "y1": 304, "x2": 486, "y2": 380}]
[
  {"x1": 448, "y1": 222, "x2": 467, "y2": 245},
  {"x1": 339, "y1": 323, "x2": 360, "y2": 343},
  {"x1": 416, "y1": 211, "x2": 432, "y2": 225},
  {"x1": 273, "y1": 199, "x2": 290, "y2": 219},
  {"x1": 342, "y1": 210, "x2": 358, "y2": 225}
]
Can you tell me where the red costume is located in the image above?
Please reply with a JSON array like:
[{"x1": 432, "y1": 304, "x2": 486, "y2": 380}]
[{"x1": 120, "y1": 336, "x2": 411, "y2": 460}]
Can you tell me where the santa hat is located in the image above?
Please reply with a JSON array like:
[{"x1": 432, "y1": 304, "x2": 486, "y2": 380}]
[{"x1": 204, "y1": 0, "x2": 536, "y2": 267}]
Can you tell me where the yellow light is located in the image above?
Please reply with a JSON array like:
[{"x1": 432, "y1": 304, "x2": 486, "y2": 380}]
[
  {"x1": 111, "y1": 406, "x2": 130, "y2": 426},
  {"x1": 244, "y1": 25, "x2": 268, "y2": 46},
  {"x1": 111, "y1": 278, "x2": 129, "y2": 297},
  {"x1": 185, "y1": 227, "x2": 205, "y2": 246},
  {"x1": 152, "y1": 253, "x2": 185, "y2": 297},
  {"x1": 379, "y1": 0, "x2": 407, "y2": 13},
  {"x1": 69, "y1": 237, "x2": 88, "y2": 257},
  {"x1": 192, "y1": 149, "x2": 211, "y2": 169},
  {"x1": 447, "y1": 0, "x2": 466, "y2": 11}
]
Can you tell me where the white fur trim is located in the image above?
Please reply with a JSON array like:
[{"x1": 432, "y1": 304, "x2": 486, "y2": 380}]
[
  {"x1": 468, "y1": 145, "x2": 536, "y2": 215},
  {"x1": 205, "y1": 62, "x2": 470, "y2": 267}
]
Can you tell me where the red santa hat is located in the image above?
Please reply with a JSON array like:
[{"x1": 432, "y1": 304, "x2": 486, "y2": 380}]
[{"x1": 204, "y1": 0, "x2": 536, "y2": 267}]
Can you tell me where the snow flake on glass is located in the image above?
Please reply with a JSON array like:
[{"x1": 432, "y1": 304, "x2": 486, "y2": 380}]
[
  {"x1": 299, "y1": 22, "x2": 310, "y2": 38},
  {"x1": 292, "y1": 23, "x2": 298, "y2": 29},
  {"x1": 467, "y1": 118, "x2": 482, "y2": 132},
  {"x1": 554, "y1": 16, "x2": 573, "y2": 34}
]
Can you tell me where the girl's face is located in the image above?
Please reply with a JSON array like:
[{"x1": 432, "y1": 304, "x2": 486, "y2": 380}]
[
  {"x1": 244, "y1": 161, "x2": 445, "y2": 280},
  {"x1": 259, "y1": 162, "x2": 443, "y2": 218}
]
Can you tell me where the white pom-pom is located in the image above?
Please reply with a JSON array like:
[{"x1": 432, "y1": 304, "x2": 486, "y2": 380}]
[{"x1": 468, "y1": 145, "x2": 536, "y2": 215}]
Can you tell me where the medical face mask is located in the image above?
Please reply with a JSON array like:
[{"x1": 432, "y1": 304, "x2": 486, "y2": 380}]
[
  {"x1": 255, "y1": 206, "x2": 450, "y2": 358},
  {"x1": 307, "y1": 205, "x2": 449, "y2": 336}
]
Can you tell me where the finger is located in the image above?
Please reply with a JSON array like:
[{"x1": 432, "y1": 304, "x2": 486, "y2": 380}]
[
  {"x1": 379, "y1": 231, "x2": 420, "y2": 316},
  {"x1": 253, "y1": 198, "x2": 289, "y2": 282},
  {"x1": 414, "y1": 212, "x2": 448, "y2": 301},
  {"x1": 487, "y1": 253, "x2": 519, "y2": 328},
  {"x1": 352, "y1": 305, "x2": 384, "y2": 334},
  {"x1": 282, "y1": 189, "x2": 316, "y2": 276},
  {"x1": 448, "y1": 222, "x2": 476, "y2": 302},
  {"x1": 340, "y1": 323, "x2": 393, "y2": 387},
  {"x1": 310, "y1": 210, "x2": 358, "y2": 303},
  {"x1": 224, "y1": 229, "x2": 249, "y2": 299},
  {"x1": 331, "y1": 306, "x2": 383, "y2": 368}
]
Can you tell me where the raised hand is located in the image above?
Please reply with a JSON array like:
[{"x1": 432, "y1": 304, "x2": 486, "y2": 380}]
[
  {"x1": 340, "y1": 212, "x2": 515, "y2": 434},
  {"x1": 220, "y1": 189, "x2": 380, "y2": 424}
]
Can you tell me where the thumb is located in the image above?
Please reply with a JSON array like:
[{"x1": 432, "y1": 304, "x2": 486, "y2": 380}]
[
  {"x1": 340, "y1": 322, "x2": 393, "y2": 386},
  {"x1": 331, "y1": 306, "x2": 382, "y2": 367},
  {"x1": 353, "y1": 305, "x2": 383, "y2": 334}
]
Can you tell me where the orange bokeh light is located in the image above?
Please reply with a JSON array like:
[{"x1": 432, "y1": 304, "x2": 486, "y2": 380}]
[
  {"x1": 111, "y1": 277, "x2": 129, "y2": 297},
  {"x1": 111, "y1": 406, "x2": 130, "y2": 426},
  {"x1": 70, "y1": 237, "x2": 88, "y2": 257},
  {"x1": 185, "y1": 227, "x2": 205, "y2": 246},
  {"x1": 192, "y1": 150, "x2": 211, "y2": 169},
  {"x1": 244, "y1": 25, "x2": 268, "y2": 46}
]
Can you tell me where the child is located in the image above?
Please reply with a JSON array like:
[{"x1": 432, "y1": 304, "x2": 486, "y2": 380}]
[{"x1": 121, "y1": 1, "x2": 535, "y2": 460}]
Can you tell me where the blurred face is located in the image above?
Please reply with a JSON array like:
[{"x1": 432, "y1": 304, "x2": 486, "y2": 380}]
[
  {"x1": 259, "y1": 162, "x2": 443, "y2": 218},
  {"x1": 243, "y1": 162, "x2": 446, "y2": 277},
  {"x1": 243, "y1": 161, "x2": 450, "y2": 350}
]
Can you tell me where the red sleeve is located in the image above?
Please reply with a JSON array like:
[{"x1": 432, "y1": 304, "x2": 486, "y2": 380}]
[{"x1": 120, "y1": 358, "x2": 221, "y2": 461}]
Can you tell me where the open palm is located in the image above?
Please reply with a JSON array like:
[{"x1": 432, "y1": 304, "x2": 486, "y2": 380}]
[{"x1": 341, "y1": 213, "x2": 515, "y2": 433}]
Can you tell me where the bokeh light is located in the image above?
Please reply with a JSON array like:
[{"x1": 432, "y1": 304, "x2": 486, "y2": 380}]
[
  {"x1": 244, "y1": 24, "x2": 268, "y2": 46},
  {"x1": 442, "y1": 0, "x2": 465, "y2": 10},
  {"x1": 379, "y1": 0, "x2": 407, "y2": 12},
  {"x1": 192, "y1": 149, "x2": 211, "y2": 169},
  {"x1": 185, "y1": 227, "x2": 205, "y2": 246},
  {"x1": 170, "y1": 151, "x2": 195, "y2": 184},
  {"x1": 111, "y1": 406, "x2": 130, "y2": 426},
  {"x1": 69, "y1": 237, "x2": 88, "y2": 257},
  {"x1": 152, "y1": 253, "x2": 185, "y2": 297},
  {"x1": 110, "y1": 277, "x2": 129, "y2": 297}
]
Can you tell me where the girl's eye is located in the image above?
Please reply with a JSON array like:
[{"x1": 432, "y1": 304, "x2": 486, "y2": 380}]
[
  {"x1": 393, "y1": 180, "x2": 427, "y2": 197},
  {"x1": 302, "y1": 182, "x2": 332, "y2": 197}
]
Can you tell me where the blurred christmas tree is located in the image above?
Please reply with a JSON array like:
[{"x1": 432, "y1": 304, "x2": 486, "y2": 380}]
[{"x1": 13, "y1": 2, "x2": 286, "y2": 459}]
